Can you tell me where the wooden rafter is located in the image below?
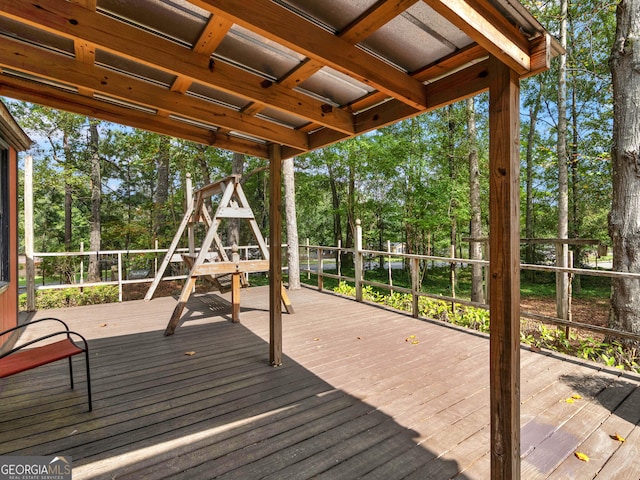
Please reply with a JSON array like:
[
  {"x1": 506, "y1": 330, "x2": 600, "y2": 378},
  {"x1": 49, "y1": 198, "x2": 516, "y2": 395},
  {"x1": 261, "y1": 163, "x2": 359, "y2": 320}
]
[
  {"x1": 423, "y1": 0, "x2": 533, "y2": 75},
  {"x1": 0, "y1": 37, "x2": 310, "y2": 150},
  {"x1": 0, "y1": 0, "x2": 356, "y2": 135},
  {"x1": 192, "y1": 0, "x2": 429, "y2": 110},
  {"x1": 0, "y1": 0, "x2": 557, "y2": 160}
]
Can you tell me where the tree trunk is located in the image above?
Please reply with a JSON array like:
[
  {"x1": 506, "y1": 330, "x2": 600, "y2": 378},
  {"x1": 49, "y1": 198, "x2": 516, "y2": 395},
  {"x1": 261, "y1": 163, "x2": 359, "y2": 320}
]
[
  {"x1": 525, "y1": 79, "x2": 543, "y2": 281},
  {"x1": 556, "y1": 0, "x2": 570, "y2": 321},
  {"x1": 609, "y1": 0, "x2": 640, "y2": 339},
  {"x1": 88, "y1": 118, "x2": 101, "y2": 282},
  {"x1": 63, "y1": 131, "x2": 72, "y2": 251},
  {"x1": 327, "y1": 166, "x2": 342, "y2": 245},
  {"x1": 467, "y1": 98, "x2": 484, "y2": 303},
  {"x1": 570, "y1": 75, "x2": 582, "y2": 293},
  {"x1": 227, "y1": 152, "x2": 244, "y2": 247},
  {"x1": 283, "y1": 156, "x2": 300, "y2": 289},
  {"x1": 62, "y1": 131, "x2": 74, "y2": 284},
  {"x1": 447, "y1": 105, "x2": 457, "y2": 296},
  {"x1": 196, "y1": 145, "x2": 212, "y2": 213},
  {"x1": 154, "y1": 136, "x2": 170, "y2": 242}
]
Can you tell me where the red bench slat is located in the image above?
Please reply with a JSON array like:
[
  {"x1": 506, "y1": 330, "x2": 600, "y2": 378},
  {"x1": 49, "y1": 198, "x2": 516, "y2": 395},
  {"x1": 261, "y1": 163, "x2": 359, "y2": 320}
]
[{"x1": 0, "y1": 339, "x2": 83, "y2": 377}]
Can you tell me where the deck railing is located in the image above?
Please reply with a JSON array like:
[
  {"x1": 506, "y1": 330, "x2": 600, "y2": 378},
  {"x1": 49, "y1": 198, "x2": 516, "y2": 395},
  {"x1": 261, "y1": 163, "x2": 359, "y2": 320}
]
[
  {"x1": 300, "y1": 221, "x2": 640, "y2": 344},
  {"x1": 23, "y1": 244, "x2": 265, "y2": 304},
  {"x1": 22, "y1": 228, "x2": 640, "y2": 344}
]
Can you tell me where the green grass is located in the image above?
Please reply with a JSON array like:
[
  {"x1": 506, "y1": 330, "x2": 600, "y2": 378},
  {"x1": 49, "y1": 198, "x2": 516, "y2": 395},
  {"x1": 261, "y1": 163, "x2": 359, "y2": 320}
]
[{"x1": 303, "y1": 264, "x2": 611, "y2": 302}]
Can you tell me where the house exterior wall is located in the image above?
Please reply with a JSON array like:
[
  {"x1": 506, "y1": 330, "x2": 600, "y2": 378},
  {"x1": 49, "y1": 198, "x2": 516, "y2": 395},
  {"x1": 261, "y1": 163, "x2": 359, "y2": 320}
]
[
  {"x1": 0, "y1": 146, "x2": 18, "y2": 339},
  {"x1": 0, "y1": 102, "x2": 31, "y2": 351}
]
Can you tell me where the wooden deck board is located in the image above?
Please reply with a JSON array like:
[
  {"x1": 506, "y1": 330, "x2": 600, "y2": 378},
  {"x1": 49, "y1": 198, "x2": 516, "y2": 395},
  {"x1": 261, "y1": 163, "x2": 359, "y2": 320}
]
[{"x1": 1, "y1": 286, "x2": 638, "y2": 479}]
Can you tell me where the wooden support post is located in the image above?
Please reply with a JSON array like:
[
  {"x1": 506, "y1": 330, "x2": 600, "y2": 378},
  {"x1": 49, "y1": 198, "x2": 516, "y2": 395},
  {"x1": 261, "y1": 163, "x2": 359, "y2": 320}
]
[
  {"x1": 489, "y1": 56, "x2": 521, "y2": 480},
  {"x1": 165, "y1": 276, "x2": 197, "y2": 335},
  {"x1": 232, "y1": 273, "x2": 241, "y2": 322},
  {"x1": 232, "y1": 245, "x2": 240, "y2": 322},
  {"x1": 269, "y1": 144, "x2": 283, "y2": 366}
]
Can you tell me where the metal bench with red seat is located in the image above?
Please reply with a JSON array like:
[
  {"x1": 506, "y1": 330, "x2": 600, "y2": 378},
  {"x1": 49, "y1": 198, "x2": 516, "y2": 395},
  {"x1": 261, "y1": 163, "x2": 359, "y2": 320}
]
[{"x1": 0, "y1": 317, "x2": 92, "y2": 411}]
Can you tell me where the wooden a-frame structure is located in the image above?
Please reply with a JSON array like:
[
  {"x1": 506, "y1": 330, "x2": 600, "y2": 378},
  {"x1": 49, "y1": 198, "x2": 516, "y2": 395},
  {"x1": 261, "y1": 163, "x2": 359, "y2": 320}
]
[{"x1": 145, "y1": 175, "x2": 293, "y2": 336}]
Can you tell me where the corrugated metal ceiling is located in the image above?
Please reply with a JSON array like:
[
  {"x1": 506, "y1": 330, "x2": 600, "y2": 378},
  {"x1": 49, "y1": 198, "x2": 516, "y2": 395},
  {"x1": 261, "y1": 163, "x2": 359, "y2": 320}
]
[{"x1": 0, "y1": 0, "x2": 560, "y2": 158}]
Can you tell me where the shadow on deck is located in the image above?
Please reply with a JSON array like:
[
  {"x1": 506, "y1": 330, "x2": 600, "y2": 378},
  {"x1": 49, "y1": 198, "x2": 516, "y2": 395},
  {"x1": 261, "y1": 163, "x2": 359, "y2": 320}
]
[{"x1": 1, "y1": 286, "x2": 639, "y2": 479}]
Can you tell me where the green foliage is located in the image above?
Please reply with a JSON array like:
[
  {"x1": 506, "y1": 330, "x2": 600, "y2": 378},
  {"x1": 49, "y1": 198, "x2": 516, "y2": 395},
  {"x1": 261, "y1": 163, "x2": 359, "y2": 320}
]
[{"x1": 19, "y1": 285, "x2": 118, "y2": 310}]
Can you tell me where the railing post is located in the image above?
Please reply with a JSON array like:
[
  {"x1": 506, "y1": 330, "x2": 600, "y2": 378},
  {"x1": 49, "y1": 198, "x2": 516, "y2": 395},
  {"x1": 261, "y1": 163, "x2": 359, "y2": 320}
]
[
  {"x1": 117, "y1": 252, "x2": 123, "y2": 302},
  {"x1": 484, "y1": 240, "x2": 490, "y2": 303},
  {"x1": 79, "y1": 242, "x2": 84, "y2": 285},
  {"x1": 337, "y1": 239, "x2": 342, "y2": 278},
  {"x1": 306, "y1": 238, "x2": 310, "y2": 280},
  {"x1": 318, "y1": 247, "x2": 324, "y2": 292},
  {"x1": 154, "y1": 239, "x2": 159, "y2": 276},
  {"x1": 411, "y1": 257, "x2": 419, "y2": 317},
  {"x1": 566, "y1": 250, "x2": 574, "y2": 337},
  {"x1": 355, "y1": 219, "x2": 363, "y2": 302},
  {"x1": 388, "y1": 240, "x2": 393, "y2": 294},
  {"x1": 450, "y1": 244, "x2": 456, "y2": 314}
]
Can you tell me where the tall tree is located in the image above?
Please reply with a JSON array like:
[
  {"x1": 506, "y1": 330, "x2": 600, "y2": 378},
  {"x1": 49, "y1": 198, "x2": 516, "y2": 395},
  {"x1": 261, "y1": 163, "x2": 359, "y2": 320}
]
[
  {"x1": 523, "y1": 77, "x2": 543, "y2": 270},
  {"x1": 609, "y1": 0, "x2": 640, "y2": 338},
  {"x1": 88, "y1": 118, "x2": 101, "y2": 282},
  {"x1": 154, "y1": 135, "x2": 170, "y2": 242},
  {"x1": 556, "y1": 0, "x2": 570, "y2": 321},
  {"x1": 283, "y1": 156, "x2": 300, "y2": 289},
  {"x1": 227, "y1": 152, "x2": 245, "y2": 247},
  {"x1": 467, "y1": 97, "x2": 484, "y2": 303}
]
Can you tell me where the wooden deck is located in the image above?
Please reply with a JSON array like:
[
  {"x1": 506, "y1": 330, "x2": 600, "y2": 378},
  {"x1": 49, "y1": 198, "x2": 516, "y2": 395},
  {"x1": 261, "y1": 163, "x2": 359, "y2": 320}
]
[{"x1": 1, "y1": 286, "x2": 639, "y2": 479}]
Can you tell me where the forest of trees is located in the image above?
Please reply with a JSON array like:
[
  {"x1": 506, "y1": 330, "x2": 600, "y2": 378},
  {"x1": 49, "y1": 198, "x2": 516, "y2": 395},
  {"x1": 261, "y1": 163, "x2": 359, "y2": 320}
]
[{"x1": 6, "y1": 0, "x2": 640, "y2": 337}]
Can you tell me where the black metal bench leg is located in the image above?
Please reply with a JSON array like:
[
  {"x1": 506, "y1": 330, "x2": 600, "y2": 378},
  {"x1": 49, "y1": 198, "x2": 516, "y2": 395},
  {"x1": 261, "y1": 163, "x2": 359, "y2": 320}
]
[
  {"x1": 68, "y1": 356, "x2": 74, "y2": 389},
  {"x1": 85, "y1": 349, "x2": 92, "y2": 412}
]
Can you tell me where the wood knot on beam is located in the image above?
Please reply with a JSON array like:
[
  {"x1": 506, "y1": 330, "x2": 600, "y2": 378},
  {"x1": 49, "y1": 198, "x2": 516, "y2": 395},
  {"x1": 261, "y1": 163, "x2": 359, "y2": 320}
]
[{"x1": 321, "y1": 104, "x2": 333, "y2": 114}]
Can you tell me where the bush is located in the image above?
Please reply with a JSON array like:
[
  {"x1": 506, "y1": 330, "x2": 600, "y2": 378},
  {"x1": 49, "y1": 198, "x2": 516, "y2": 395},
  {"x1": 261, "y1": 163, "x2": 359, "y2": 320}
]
[{"x1": 19, "y1": 285, "x2": 119, "y2": 310}]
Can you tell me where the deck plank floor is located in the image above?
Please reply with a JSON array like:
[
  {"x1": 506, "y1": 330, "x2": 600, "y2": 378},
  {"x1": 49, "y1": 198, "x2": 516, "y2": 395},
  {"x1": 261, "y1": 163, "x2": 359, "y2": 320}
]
[{"x1": 1, "y1": 286, "x2": 638, "y2": 479}]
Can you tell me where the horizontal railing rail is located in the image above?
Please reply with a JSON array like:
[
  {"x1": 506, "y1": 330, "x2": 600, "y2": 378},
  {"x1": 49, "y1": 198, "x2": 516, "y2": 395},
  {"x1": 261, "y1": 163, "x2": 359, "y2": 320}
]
[{"x1": 299, "y1": 231, "x2": 640, "y2": 344}]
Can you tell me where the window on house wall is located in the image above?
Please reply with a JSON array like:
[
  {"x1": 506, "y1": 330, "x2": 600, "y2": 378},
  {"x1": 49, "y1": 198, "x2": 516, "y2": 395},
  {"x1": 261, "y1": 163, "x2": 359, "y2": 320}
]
[{"x1": 0, "y1": 148, "x2": 8, "y2": 283}]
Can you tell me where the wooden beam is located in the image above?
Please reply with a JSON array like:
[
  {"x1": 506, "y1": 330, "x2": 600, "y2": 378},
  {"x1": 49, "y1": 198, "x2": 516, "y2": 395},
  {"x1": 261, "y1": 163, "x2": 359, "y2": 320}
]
[
  {"x1": 423, "y1": 0, "x2": 531, "y2": 75},
  {"x1": 0, "y1": 0, "x2": 355, "y2": 134},
  {"x1": 245, "y1": 0, "x2": 419, "y2": 126},
  {"x1": 193, "y1": 260, "x2": 270, "y2": 276},
  {"x1": 193, "y1": 0, "x2": 428, "y2": 110},
  {"x1": 171, "y1": 15, "x2": 233, "y2": 94},
  {"x1": 488, "y1": 56, "x2": 521, "y2": 480},
  {"x1": 288, "y1": 59, "x2": 491, "y2": 157},
  {"x1": 0, "y1": 75, "x2": 232, "y2": 149},
  {"x1": 269, "y1": 144, "x2": 283, "y2": 366},
  {"x1": 0, "y1": 37, "x2": 310, "y2": 151},
  {"x1": 339, "y1": 0, "x2": 420, "y2": 43}
]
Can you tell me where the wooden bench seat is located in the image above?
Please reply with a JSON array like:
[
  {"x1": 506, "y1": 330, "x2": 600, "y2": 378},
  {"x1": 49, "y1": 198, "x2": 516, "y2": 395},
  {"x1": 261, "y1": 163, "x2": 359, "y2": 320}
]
[{"x1": 0, "y1": 318, "x2": 92, "y2": 411}]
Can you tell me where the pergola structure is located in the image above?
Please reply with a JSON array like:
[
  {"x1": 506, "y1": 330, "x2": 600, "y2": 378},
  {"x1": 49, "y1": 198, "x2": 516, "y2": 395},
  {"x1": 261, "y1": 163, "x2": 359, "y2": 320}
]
[{"x1": 0, "y1": 1, "x2": 560, "y2": 477}]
